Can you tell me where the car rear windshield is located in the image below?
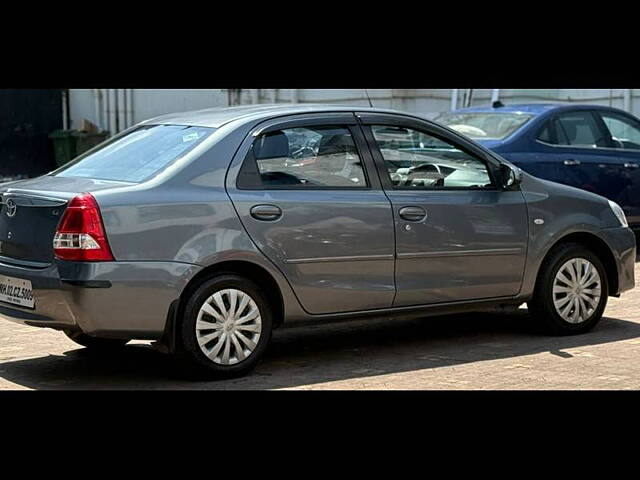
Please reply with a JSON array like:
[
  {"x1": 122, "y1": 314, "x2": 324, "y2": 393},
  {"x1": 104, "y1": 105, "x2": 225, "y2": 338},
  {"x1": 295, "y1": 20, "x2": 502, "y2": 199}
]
[
  {"x1": 435, "y1": 112, "x2": 533, "y2": 140},
  {"x1": 54, "y1": 124, "x2": 216, "y2": 183}
]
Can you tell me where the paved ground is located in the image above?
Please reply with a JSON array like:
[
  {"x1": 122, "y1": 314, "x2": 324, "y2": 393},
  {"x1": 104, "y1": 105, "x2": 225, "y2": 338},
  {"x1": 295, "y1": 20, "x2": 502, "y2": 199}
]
[{"x1": 1, "y1": 265, "x2": 640, "y2": 390}]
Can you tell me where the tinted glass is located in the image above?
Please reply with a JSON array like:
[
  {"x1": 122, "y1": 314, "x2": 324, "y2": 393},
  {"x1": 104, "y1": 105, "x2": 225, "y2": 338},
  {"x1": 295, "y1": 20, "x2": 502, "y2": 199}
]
[
  {"x1": 600, "y1": 112, "x2": 640, "y2": 150},
  {"x1": 537, "y1": 119, "x2": 569, "y2": 145},
  {"x1": 435, "y1": 112, "x2": 533, "y2": 139},
  {"x1": 370, "y1": 125, "x2": 492, "y2": 189},
  {"x1": 253, "y1": 126, "x2": 367, "y2": 188},
  {"x1": 555, "y1": 112, "x2": 607, "y2": 147},
  {"x1": 55, "y1": 125, "x2": 215, "y2": 183},
  {"x1": 537, "y1": 123, "x2": 553, "y2": 143}
]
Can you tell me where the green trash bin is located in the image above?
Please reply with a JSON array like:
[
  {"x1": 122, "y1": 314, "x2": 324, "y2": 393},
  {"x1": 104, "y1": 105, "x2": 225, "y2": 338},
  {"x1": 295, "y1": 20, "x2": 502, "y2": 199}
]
[
  {"x1": 49, "y1": 130, "x2": 77, "y2": 167},
  {"x1": 49, "y1": 130, "x2": 110, "y2": 167},
  {"x1": 75, "y1": 131, "x2": 109, "y2": 157}
]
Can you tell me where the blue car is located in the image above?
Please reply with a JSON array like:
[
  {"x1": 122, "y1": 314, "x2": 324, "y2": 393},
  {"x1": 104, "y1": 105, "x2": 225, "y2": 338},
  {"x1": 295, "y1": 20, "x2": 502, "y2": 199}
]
[{"x1": 436, "y1": 104, "x2": 640, "y2": 230}]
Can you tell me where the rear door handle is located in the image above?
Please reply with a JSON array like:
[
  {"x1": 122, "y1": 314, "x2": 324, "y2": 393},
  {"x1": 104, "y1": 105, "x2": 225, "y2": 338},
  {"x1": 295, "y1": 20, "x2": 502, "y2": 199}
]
[
  {"x1": 398, "y1": 206, "x2": 427, "y2": 222},
  {"x1": 564, "y1": 159, "x2": 581, "y2": 166},
  {"x1": 250, "y1": 204, "x2": 282, "y2": 221},
  {"x1": 624, "y1": 162, "x2": 639, "y2": 169}
]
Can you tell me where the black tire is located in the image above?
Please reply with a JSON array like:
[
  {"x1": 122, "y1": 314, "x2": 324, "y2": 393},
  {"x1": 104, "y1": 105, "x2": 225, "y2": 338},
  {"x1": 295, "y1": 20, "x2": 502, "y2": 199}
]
[
  {"x1": 177, "y1": 274, "x2": 273, "y2": 379},
  {"x1": 65, "y1": 331, "x2": 130, "y2": 350},
  {"x1": 528, "y1": 243, "x2": 609, "y2": 335}
]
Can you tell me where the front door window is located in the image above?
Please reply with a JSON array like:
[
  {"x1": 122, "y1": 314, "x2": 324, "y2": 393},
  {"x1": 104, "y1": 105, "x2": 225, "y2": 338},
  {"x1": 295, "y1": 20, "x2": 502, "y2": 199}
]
[{"x1": 370, "y1": 125, "x2": 493, "y2": 189}]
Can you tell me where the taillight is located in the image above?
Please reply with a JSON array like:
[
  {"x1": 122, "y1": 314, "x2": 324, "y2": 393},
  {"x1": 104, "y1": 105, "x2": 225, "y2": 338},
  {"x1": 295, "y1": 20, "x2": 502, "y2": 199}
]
[{"x1": 53, "y1": 193, "x2": 115, "y2": 262}]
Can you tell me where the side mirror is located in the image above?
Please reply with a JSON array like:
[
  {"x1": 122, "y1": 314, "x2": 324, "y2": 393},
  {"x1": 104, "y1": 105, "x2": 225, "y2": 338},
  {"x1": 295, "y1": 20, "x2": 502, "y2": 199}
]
[{"x1": 499, "y1": 163, "x2": 522, "y2": 190}]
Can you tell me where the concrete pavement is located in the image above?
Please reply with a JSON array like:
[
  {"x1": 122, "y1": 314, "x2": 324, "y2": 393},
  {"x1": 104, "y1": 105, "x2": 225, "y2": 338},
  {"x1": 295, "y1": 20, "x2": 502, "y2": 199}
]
[{"x1": 1, "y1": 266, "x2": 639, "y2": 390}]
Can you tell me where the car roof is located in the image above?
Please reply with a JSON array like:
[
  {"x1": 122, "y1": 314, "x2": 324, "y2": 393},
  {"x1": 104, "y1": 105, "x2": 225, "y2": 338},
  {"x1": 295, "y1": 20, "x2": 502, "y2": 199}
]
[
  {"x1": 142, "y1": 103, "x2": 417, "y2": 129},
  {"x1": 450, "y1": 103, "x2": 633, "y2": 117}
]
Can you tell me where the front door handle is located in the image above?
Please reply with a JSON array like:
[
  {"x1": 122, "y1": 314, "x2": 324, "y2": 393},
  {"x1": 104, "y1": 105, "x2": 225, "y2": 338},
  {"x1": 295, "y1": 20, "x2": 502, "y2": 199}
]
[
  {"x1": 564, "y1": 159, "x2": 581, "y2": 166},
  {"x1": 250, "y1": 204, "x2": 282, "y2": 221},
  {"x1": 399, "y1": 206, "x2": 427, "y2": 222},
  {"x1": 624, "y1": 162, "x2": 639, "y2": 169}
]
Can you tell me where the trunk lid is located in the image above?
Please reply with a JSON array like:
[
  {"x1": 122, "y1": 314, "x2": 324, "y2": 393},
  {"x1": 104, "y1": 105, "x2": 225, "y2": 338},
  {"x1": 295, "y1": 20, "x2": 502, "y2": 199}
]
[{"x1": 0, "y1": 175, "x2": 130, "y2": 266}]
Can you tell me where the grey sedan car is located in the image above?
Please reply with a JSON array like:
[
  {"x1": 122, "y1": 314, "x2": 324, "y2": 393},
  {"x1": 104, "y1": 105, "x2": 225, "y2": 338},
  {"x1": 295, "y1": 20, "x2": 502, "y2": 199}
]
[{"x1": 0, "y1": 105, "x2": 635, "y2": 377}]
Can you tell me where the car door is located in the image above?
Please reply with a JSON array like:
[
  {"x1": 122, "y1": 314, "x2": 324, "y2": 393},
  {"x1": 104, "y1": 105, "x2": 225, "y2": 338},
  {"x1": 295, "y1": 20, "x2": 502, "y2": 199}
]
[
  {"x1": 593, "y1": 109, "x2": 640, "y2": 227},
  {"x1": 226, "y1": 113, "x2": 396, "y2": 315},
  {"x1": 533, "y1": 110, "x2": 628, "y2": 203},
  {"x1": 359, "y1": 112, "x2": 529, "y2": 306}
]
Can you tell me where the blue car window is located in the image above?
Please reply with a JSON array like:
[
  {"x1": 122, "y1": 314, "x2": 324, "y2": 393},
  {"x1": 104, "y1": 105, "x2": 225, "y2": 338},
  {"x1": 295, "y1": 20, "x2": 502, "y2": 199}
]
[
  {"x1": 600, "y1": 112, "x2": 640, "y2": 150},
  {"x1": 436, "y1": 113, "x2": 533, "y2": 140},
  {"x1": 538, "y1": 123, "x2": 553, "y2": 143},
  {"x1": 556, "y1": 112, "x2": 607, "y2": 148}
]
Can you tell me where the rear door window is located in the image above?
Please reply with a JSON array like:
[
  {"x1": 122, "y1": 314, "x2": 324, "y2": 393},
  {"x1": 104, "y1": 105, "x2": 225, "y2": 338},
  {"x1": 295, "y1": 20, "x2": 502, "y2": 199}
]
[
  {"x1": 555, "y1": 111, "x2": 609, "y2": 148},
  {"x1": 242, "y1": 126, "x2": 368, "y2": 188}
]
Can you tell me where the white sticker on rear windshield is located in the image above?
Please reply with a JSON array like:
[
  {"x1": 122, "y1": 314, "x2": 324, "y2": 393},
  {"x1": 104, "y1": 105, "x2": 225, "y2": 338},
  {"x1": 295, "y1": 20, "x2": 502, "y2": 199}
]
[{"x1": 182, "y1": 132, "x2": 199, "y2": 143}]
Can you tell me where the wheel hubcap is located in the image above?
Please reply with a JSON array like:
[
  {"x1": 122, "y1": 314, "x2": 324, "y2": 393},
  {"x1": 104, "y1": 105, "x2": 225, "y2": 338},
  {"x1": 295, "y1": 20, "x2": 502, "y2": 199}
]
[
  {"x1": 195, "y1": 289, "x2": 262, "y2": 365},
  {"x1": 553, "y1": 258, "x2": 602, "y2": 324}
]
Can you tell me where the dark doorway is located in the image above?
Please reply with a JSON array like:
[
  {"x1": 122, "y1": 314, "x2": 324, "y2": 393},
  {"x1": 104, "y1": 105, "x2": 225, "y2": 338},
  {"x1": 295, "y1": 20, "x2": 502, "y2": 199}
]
[{"x1": 0, "y1": 89, "x2": 62, "y2": 180}]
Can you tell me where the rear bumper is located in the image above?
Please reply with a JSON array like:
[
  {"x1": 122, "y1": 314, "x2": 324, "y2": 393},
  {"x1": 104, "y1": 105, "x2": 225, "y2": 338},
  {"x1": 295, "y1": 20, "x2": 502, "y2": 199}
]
[
  {"x1": 600, "y1": 227, "x2": 636, "y2": 295},
  {"x1": 0, "y1": 259, "x2": 201, "y2": 339}
]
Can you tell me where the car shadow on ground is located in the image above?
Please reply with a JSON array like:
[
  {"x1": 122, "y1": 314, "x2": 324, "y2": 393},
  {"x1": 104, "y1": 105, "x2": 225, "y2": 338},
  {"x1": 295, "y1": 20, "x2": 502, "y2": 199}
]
[{"x1": 1, "y1": 309, "x2": 640, "y2": 390}]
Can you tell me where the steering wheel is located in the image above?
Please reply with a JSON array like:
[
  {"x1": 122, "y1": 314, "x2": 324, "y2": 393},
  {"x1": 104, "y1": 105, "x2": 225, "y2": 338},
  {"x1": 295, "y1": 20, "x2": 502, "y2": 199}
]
[{"x1": 291, "y1": 145, "x2": 316, "y2": 159}]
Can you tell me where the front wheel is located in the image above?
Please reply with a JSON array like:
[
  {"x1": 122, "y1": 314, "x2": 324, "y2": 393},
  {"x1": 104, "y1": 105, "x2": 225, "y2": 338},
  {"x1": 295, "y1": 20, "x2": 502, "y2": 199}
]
[
  {"x1": 177, "y1": 274, "x2": 273, "y2": 379},
  {"x1": 528, "y1": 243, "x2": 609, "y2": 335}
]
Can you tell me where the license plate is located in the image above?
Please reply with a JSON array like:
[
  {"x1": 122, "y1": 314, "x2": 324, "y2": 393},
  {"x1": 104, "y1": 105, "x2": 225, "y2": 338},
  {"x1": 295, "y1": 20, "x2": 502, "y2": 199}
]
[{"x1": 0, "y1": 274, "x2": 35, "y2": 309}]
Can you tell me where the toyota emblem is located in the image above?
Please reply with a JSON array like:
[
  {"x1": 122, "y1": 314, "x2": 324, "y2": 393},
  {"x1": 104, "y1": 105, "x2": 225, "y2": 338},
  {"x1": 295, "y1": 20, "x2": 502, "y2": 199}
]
[{"x1": 5, "y1": 199, "x2": 17, "y2": 218}]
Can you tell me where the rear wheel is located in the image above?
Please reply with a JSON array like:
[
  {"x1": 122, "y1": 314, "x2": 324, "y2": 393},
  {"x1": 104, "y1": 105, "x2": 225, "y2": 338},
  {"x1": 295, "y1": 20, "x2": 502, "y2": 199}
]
[
  {"x1": 65, "y1": 331, "x2": 130, "y2": 350},
  {"x1": 528, "y1": 243, "x2": 609, "y2": 335},
  {"x1": 177, "y1": 274, "x2": 273, "y2": 379}
]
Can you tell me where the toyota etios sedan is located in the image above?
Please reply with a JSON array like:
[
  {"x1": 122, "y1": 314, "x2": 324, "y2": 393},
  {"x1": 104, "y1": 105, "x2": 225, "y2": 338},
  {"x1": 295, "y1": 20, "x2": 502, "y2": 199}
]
[{"x1": 0, "y1": 105, "x2": 635, "y2": 378}]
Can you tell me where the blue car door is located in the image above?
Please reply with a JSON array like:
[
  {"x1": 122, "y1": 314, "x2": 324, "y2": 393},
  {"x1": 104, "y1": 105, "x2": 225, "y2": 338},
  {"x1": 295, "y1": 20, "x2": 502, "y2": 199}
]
[
  {"x1": 593, "y1": 109, "x2": 640, "y2": 227},
  {"x1": 530, "y1": 110, "x2": 629, "y2": 205}
]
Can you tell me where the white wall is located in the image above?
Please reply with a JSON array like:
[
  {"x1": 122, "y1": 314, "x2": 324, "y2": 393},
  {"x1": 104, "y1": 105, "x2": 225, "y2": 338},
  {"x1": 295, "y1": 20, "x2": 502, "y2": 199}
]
[
  {"x1": 131, "y1": 89, "x2": 227, "y2": 124},
  {"x1": 68, "y1": 89, "x2": 98, "y2": 129},
  {"x1": 69, "y1": 89, "x2": 228, "y2": 133},
  {"x1": 69, "y1": 89, "x2": 640, "y2": 136}
]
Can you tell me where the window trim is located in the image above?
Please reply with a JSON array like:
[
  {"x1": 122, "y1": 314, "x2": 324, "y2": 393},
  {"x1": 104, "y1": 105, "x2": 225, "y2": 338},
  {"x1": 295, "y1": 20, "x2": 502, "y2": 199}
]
[
  {"x1": 236, "y1": 123, "x2": 373, "y2": 191},
  {"x1": 360, "y1": 120, "x2": 500, "y2": 192}
]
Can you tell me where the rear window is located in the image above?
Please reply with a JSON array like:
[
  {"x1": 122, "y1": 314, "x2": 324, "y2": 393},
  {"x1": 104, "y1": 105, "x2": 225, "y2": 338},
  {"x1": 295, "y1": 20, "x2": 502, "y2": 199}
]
[
  {"x1": 435, "y1": 112, "x2": 533, "y2": 140},
  {"x1": 54, "y1": 124, "x2": 216, "y2": 183}
]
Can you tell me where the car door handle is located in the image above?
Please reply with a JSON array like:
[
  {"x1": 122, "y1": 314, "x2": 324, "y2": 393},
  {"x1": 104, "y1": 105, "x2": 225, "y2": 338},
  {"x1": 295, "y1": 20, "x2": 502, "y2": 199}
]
[
  {"x1": 398, "y1": 206, "x2": 427, "y2": 222},
  {"x1": 564, "y1": 159, "x2": 581, "y2": 166},
  {"x1": 624, "y1": 162, "x2": 639, "y2": 169},
  {"x1": 250, "y1": 204, "x2": 282, "y2": 221}
]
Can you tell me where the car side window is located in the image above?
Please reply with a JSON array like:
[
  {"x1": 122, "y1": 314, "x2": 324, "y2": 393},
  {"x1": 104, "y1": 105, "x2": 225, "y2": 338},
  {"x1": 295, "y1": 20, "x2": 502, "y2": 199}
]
[
  {"x1": 370, "y1": 125, "x2": 493, "y2": 189},
  {"x1": 246, "y1": 126, "x2": 368, "y2": 188},
  {"x1": 537, "y1": 118, "x2": 569, "y2": 145},
  {"x1": 555, "y1": 111, "x2": 609, "y2": 148},
  {"x1": 537, "y1": 122, "x2": 553, "y2": 143},
  {"x1": 599, "y1": 112, "x2": 640, "y2": 150}
]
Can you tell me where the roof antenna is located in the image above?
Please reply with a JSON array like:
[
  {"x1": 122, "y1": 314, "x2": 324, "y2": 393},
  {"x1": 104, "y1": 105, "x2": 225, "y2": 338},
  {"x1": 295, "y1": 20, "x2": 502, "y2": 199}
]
[{"x1": 364, "y1": 89, "x2": 373, "y2": 108}]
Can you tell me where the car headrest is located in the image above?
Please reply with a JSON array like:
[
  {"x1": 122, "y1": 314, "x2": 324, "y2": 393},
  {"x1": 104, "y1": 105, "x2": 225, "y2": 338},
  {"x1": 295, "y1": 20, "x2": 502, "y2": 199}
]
[
  {"x1": 254, "y1": 132, "x2": 290, "y2": 160},
  {"x1": 317, "y1": 134, "x2": 354, "y2": 156},
  {"x1": 562, "y1": 121, "x2": 577, "y2": 142}
]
